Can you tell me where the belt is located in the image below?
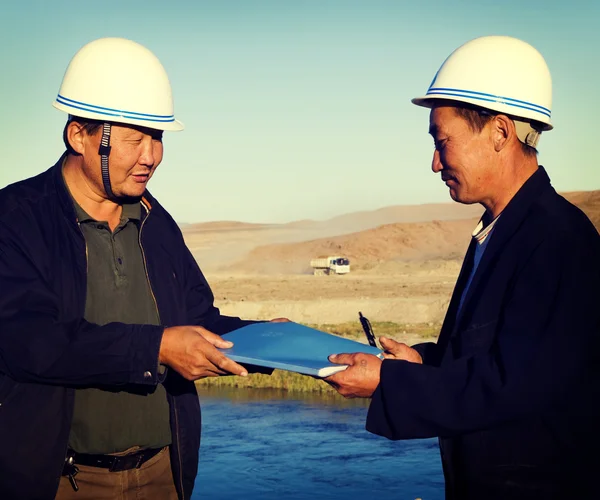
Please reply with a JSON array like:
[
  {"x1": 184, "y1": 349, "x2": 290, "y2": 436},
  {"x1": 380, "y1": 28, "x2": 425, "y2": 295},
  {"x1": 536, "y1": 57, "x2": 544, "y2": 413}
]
[{"x1": 68, "y1": 447, "x2": 164, "y2": 472}]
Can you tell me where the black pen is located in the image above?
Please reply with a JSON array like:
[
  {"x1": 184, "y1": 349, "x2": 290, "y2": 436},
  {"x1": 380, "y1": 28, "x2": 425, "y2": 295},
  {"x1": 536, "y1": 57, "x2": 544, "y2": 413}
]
[{"x1": 359, "y1": 311, "x2": 377, "y2": 348}]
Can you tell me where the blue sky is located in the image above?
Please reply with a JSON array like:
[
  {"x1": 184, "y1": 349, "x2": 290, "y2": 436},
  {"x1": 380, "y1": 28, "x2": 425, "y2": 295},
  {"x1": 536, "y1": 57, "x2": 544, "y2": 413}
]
[{"x1": 1, "y1": 0, "x2": 598, "y2": 223}]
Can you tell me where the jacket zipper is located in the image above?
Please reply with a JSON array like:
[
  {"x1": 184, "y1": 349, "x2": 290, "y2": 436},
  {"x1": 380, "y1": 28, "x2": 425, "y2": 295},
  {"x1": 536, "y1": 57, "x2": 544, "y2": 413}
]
[
  {"x1": 138, "y1": 212, "x2": 161, "y2": 325},
  {"x1": 138, "y1": 206, "x2": 185, "y2": 498},
  {"x1": 77, "y1": 221, "x2": 89, "y2": 274}
]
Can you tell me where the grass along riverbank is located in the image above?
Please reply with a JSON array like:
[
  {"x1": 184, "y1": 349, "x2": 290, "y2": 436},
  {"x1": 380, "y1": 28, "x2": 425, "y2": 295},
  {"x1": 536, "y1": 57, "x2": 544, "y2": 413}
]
[{"x1": 196, "y1": 322, "x2": 439, "y2": 393}]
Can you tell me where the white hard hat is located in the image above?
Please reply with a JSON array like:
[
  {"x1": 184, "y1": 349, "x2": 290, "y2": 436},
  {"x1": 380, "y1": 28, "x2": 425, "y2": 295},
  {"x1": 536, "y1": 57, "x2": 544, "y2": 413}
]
[
  {"x1": 53, "y1": 37, "x2": 183, "y2": 131},
  {"x1": 412, "y1": 36, "x2": 552, "y2": 131}
]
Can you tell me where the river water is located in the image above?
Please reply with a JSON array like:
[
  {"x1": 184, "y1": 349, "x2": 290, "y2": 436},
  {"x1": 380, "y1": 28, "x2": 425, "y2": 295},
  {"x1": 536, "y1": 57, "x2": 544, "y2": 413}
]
[{"x1": 193, "y1": 387, "x2": 444, "y2": 500}]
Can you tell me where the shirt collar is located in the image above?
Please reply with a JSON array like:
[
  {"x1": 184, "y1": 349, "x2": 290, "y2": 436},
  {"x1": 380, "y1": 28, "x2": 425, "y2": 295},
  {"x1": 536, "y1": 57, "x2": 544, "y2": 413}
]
[
  {"x1": 73, "y1": 199, "x2": 142, "y2": 224},
  {"x1": 472, "y1": 213, "x2": 501, "y2": 245}
]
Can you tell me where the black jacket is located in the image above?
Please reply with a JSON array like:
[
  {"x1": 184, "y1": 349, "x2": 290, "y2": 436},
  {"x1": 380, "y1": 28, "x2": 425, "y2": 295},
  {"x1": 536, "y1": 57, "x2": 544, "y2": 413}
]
[
  {"x1": 367, "y1": 167, "x2": 600, "y2": 499},
  {"x1": 0, "y1": 155, "x2": 252, "y2": 499}
]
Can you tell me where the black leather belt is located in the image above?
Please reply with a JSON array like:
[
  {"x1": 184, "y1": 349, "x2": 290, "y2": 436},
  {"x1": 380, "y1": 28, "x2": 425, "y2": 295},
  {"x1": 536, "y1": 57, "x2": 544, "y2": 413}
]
[{"x1": 70, "y1": 447, "x2": 163, "y2": 472}]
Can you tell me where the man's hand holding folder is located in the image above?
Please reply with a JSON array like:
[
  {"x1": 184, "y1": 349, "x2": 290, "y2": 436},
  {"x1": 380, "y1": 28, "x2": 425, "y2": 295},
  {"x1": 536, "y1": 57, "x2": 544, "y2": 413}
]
[
  {"x1": 159, "y1": 318, "x2": 289, "y2": 381},
  {"x1": 159, "y1": 325, "x2": 250, "y2": 380}
]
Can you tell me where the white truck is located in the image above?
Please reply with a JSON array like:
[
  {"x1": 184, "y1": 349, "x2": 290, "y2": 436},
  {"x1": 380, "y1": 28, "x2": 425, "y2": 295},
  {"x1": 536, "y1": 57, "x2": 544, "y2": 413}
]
[{"x1": 310, "y1": 256, "x2": 350, "y2": 276}]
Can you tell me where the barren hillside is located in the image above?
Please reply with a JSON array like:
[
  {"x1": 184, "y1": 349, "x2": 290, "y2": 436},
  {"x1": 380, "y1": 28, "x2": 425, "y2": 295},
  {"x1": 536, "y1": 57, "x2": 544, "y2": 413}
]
[
  {"x1": 225, "y1": 190, "x2": 599, "y2": 274},
  {"x1": 183, "y1": 201, "x2": 483, "y2": 234},
  {"x1": 182, "y1": 200, "x2": 483, "y2": 271},
  {"x1": 183, "y1": 190, "x2": 599, "y2": 274},
  {"x1": 227, "y1": 218, "x2": 478, "y2": 274}
]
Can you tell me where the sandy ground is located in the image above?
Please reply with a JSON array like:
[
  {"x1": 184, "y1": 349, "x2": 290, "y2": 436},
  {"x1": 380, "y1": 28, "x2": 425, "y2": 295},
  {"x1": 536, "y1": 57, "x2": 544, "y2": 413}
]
[{"x1": 205, "y1": 259, "x2": 461, "y2": 326}]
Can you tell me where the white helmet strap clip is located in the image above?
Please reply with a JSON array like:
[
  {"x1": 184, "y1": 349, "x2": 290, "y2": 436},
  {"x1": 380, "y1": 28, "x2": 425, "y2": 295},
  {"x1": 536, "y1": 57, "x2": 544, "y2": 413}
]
[
  {"x1": 514, "y1": 120, "x2": 541, "y2": 148},
  {"x1": 99, "y1": 123, "x2": 115, "y2": 199}
]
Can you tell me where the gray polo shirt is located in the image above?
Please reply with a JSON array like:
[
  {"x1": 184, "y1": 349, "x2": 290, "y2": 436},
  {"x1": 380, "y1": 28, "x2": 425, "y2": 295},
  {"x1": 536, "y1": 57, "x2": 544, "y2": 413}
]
[{"x1": 67, "y1": 192, "x2": 171, "y2": 454}]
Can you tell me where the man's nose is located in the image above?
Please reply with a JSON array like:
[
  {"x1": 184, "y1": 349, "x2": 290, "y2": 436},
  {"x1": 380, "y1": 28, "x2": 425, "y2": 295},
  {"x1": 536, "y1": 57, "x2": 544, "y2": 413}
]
[
  {"x1": 139, "y1": 137, "x2": 155, "y2": 166},
  {"x1": 431, "y1": 149, "x2": 443, "y2": 173}
]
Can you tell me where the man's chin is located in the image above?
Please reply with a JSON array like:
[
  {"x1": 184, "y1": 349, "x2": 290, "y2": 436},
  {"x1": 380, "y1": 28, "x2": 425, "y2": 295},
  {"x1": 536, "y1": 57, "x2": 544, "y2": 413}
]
[
  {"x1": 448, "y1": 188, "x2": 460, "y2": 203},
  {"x1": 448, "y1": 188, "x2": 471, "y2": 205},
  {"x1": 449, "y1": 190, "x2": 479, "y2": 206},
  {"x1": 120, "y1": 183, "x2": 148, "y2": 199},
  {"x1": 113, "y1": 187, "x2": 146, "y2": 201}
]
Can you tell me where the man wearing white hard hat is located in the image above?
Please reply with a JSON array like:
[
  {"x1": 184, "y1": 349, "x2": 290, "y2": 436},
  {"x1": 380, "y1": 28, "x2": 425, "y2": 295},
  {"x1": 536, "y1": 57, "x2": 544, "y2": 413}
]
[
  {"x1": 0, "y1": 38, "x2": 279, "y2": 499},
  {"x1": 326, "y1": 36, "x2": 599, "y2": 498}
]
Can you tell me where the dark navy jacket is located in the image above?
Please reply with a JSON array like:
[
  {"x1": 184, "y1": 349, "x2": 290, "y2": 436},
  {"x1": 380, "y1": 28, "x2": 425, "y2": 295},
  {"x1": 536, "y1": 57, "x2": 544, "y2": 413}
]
[
  {"x1": 367, "y1": 167, "x2": 600, "y2": 499},
  {"x1": 0, "y1": 155, "x2": 252, "y2": 499}
]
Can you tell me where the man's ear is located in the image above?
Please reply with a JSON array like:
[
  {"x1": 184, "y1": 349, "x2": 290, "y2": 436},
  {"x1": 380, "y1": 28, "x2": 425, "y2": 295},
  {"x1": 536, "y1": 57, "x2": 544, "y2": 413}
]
[
  {"x1": 491, "y1": 114, "x2": 513, "y2": 152},
  {"x1": 66, "y1": 121, "x2": 86, "y2": 155}
]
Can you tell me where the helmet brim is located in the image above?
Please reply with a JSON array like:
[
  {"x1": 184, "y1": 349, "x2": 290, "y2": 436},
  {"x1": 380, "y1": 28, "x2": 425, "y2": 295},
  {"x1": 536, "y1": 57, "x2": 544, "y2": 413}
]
[
  {"x1": 53, "y1": 101, "x2": 184, "y2": 131},
  {"x1": 410, "y1": 95, "x2": 553, "y2": 131}
]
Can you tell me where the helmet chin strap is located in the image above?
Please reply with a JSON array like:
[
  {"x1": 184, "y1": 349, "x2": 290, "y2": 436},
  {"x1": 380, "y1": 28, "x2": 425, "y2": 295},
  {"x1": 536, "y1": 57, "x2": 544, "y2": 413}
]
[{"x1": 98, "y1": 122, "x2": 116, "y2": 199}]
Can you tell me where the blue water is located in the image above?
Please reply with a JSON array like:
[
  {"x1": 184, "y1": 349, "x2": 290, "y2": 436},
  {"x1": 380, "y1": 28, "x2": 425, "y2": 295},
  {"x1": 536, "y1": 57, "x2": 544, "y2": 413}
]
[{"x1": 193, "y1": 387, "x2": 444, "y2": 500}]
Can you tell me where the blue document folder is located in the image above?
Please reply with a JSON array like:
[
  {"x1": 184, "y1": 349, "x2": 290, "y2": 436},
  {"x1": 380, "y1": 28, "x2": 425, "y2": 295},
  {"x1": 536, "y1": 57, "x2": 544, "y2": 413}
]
[{"x1": 219, "y1": 322, "x2": 383, "y2": 378}]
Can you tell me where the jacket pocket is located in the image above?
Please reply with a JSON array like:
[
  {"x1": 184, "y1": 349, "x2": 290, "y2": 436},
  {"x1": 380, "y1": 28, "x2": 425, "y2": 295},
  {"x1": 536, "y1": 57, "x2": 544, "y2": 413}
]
[{"x1": 452, "y1": 319, "x2": 498, "y2": 358}]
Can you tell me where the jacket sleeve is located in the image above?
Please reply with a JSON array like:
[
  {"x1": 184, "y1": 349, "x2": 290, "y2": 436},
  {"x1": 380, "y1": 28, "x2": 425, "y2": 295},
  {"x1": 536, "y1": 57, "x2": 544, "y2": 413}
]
[
  {"x1": 411, "y1": 342, "x2": 441, "y2": 365},
  {"x1": 0, "y1": 221, "x2": 164, "y2": 387},
  {"x1": 367, "y1": 231, "x2": 600, "y2": 439}
]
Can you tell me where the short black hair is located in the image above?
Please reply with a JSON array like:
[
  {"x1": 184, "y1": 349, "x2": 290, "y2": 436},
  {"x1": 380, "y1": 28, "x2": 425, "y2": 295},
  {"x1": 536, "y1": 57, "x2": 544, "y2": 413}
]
[
  {"x1": 451, "y1": 103, "x2": 538, "y2": 158},
  {"x1": 63, "y1": 118, "x2": 103, "y2": 155}
]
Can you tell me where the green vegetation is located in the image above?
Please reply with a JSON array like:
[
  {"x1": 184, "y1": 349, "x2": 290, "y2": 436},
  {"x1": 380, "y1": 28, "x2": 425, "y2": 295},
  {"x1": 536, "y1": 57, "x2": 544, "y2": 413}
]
[
  {"x1": 196, "y1": 369, "x2": 334, "y2": 393},
  {"x1": 309, "y1": 321, "x2": 441, "y2": 341},
  {"x1": 196, "y1": 321, "x2": 440, "y2": 394}
]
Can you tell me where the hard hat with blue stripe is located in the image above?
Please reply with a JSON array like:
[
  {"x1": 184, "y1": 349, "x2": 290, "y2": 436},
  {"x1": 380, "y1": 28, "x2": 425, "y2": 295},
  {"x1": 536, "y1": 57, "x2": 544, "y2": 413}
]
[
  {"x1": 53, "y1": 37, "x2": 184, "y2": 131},
  {"x1": 412, "y1": 36, "x2": 553, "y2": 140}
]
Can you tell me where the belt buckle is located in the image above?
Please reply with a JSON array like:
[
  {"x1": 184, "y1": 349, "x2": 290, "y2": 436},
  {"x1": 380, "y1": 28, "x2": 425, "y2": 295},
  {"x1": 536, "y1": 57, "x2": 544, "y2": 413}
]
[{"x1": 108, "y1": 452, "x2": 143, "y2": 472}]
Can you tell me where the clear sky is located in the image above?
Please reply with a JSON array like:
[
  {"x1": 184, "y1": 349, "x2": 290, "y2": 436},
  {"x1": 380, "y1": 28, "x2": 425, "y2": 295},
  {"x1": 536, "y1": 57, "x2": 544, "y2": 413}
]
[{"x1": 1, "y1": 0, "x2": 599, "y2": 223}]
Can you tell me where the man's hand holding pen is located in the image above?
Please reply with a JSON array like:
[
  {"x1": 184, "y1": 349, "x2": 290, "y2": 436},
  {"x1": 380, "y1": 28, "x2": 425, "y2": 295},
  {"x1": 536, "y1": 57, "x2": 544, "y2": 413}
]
[
  {"x1": 379, "y1": 337, "x2": 422, "y2": 364},
  {"x1": 359, "y1": 312, "x2": 422, "y2": 364},
  {"x1": 325, "y1": 314, "x2": 423, "y2": 398}
]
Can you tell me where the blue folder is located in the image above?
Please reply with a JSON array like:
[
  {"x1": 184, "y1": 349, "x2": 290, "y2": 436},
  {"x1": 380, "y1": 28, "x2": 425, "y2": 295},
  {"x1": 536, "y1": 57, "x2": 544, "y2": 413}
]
[{"x1": 219, "y1": 322, "x2": 383, "y2": 378}]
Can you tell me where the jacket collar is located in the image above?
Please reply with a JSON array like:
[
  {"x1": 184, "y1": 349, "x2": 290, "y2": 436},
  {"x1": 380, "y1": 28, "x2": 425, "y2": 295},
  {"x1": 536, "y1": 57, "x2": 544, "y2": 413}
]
[
  {"x1": 435, "y1": 165, "x2": 554, "y2": 353},
  {"x1": 53, "y1": 152, "x2": 79, "y2": 224},
  {"x1": 454, "y1": 165, "x2": 554, "y2": 329}
]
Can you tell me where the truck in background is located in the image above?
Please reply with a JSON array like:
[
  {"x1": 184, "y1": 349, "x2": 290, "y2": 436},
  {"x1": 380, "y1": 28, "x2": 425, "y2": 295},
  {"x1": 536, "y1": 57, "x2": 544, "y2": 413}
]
[{"x1": 310, "y1": 256, "x2": 350, "y2": 276}]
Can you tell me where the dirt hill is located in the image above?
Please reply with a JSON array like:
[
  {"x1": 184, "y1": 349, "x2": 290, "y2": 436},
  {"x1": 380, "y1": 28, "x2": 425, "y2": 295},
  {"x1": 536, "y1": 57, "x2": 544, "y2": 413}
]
[
  {"x1": 182, "y1": 200, "x2": 483, "y2": 271},
  {"x1": 183, "y1": 201, "x2": 483, "y2": 235},
  {"x1": 225, "y1": 190, "x2": 600, "y2": 274},
  {"x1": 228, "y1": 218, "x2": 478, "y2": 274}
]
